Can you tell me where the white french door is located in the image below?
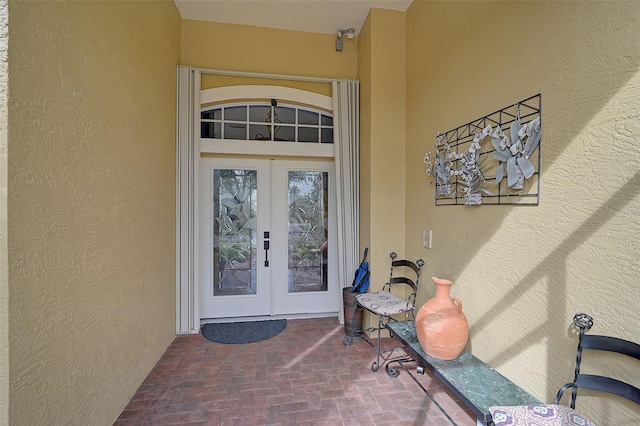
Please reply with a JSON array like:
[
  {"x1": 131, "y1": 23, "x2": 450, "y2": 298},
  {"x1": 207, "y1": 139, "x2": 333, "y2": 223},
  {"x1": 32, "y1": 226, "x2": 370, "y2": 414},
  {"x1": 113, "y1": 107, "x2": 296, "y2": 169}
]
[
  {"x1": 199, "y1": 157, "x2": 338, "y2": 320},
  {"x1": 271, "y1": 160, "x2": 337, "y2": 316}
]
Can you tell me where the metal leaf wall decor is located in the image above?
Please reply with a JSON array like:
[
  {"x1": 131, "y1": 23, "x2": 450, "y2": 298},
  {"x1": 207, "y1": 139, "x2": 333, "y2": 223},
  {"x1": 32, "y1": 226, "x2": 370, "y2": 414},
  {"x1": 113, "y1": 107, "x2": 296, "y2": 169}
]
[{"x1": 424, "y1": 94, "x2": 542, "y2": 206}]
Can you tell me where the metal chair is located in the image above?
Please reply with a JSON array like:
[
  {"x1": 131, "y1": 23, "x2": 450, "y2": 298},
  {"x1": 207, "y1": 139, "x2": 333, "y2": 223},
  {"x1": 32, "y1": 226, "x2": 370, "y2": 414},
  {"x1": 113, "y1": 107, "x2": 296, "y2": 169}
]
[
  {"x1": 355, "y1": 252, "x2": 424, "y2": 373},
  {"x1": 555, "y1": 313, "x2": 640, "y2": 408}
]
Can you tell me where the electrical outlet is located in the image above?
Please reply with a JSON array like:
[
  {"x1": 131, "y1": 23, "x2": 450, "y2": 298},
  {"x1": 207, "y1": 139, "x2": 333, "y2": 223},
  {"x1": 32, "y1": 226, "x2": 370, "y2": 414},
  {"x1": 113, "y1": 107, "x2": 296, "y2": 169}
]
[{"x1": 423, "y1": 230, "x2": 432, "y2": 249}]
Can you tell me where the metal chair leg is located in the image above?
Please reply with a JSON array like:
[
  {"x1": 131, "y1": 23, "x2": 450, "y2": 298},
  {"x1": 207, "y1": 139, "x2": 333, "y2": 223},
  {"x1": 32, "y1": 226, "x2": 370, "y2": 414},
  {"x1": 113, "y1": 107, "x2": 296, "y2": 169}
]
[{"x1": 371, "y1": 315, "x2": 384, "y2": 372}]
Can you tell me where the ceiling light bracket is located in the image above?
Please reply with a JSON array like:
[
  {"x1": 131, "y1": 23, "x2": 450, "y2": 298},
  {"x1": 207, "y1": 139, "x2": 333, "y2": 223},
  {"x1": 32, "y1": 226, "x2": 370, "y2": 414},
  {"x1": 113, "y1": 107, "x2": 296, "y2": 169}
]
[{"x1": 336, "y1": 28, "x2": 355, "y2": 52}]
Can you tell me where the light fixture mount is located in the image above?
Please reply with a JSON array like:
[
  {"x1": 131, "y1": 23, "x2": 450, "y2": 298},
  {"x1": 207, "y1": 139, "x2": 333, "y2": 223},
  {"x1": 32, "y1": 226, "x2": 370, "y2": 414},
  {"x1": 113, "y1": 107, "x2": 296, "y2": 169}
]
[
  {"x1": 337, "y1": 28, "x2": 356, "y2": 39},
  {"x1": 336, "y1": 28, "x2": 355, "y2": 52}
]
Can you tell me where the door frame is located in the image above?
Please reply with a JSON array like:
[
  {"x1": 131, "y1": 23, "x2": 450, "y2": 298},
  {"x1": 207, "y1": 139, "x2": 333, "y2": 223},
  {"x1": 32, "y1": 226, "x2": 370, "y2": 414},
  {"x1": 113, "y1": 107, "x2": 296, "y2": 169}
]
[
  {"x1": 199, "y1": 158, "x2": 338, "y2": 322},
  {"x1": 196, "y1": 85, "x2": 337, "y2": 325},
  {"x1": 177, "y1": 70, "x2": 359, "y2": 334}
]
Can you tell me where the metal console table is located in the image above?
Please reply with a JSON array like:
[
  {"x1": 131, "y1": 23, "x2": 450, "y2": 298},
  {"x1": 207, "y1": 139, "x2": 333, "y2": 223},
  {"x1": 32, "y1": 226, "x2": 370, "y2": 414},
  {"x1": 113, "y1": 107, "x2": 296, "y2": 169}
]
[{"x1": 386, "y1": 321, "x2": 541, "y2": 426}]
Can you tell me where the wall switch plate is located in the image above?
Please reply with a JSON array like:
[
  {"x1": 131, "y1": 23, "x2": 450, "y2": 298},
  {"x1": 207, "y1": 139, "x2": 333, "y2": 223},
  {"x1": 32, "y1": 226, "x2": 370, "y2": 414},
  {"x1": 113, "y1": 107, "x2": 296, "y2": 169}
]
[{"x1": 423, "y1": 230, "x2": 432, "y2": 249}]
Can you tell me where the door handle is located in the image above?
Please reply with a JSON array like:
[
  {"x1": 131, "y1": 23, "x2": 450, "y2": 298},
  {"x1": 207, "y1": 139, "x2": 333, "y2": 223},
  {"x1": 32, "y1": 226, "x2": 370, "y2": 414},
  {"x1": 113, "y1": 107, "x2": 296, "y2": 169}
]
[{"x1": 263, "y1": 231, "x2": 270, "y2": 267}]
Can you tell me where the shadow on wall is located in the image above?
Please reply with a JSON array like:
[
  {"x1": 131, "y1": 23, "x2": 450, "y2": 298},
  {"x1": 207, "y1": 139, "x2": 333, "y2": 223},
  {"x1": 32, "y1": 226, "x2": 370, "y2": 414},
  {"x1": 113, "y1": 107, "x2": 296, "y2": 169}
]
[
  {"x1": 410, "y1": 0, "x2": 640, "y2": 277},
  {"x1": 405, "y1": 1, "x2": 640, "y2": 418},
  {"x1": 471, "y1": 170, "x2": 640, "y2": 383}
]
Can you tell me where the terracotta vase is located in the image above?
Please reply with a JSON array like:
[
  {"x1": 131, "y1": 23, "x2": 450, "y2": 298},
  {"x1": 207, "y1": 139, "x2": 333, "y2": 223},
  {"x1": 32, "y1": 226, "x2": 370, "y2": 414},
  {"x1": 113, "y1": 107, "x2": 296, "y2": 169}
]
[{"x1": 415, "y1": 277, "x2": 468, "y2": 360}]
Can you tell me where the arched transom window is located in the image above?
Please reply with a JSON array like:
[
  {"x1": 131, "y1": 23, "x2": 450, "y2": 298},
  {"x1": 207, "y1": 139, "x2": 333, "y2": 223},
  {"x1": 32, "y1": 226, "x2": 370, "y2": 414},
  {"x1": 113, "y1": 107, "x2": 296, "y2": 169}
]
[{"x1": 201, "y1": 102, "x2": 334, "y2": 144}]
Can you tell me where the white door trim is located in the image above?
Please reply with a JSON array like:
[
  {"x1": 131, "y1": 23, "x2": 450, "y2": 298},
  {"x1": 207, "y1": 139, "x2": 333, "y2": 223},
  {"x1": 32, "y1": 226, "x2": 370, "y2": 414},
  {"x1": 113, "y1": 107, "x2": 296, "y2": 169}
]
[
  {"x1": 200, "y1": 85, "x2": 333, "y2": 111},
  {"x1": 176, "y1": 72, "x2": 358, "y2": 333}
]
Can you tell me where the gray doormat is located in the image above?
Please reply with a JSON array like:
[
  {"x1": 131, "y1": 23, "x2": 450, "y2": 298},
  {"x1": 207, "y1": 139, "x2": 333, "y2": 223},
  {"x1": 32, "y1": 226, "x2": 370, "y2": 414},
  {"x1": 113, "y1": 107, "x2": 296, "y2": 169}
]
[{"x1": 201, "y1": 319, "x2": 287, "y2": 344}]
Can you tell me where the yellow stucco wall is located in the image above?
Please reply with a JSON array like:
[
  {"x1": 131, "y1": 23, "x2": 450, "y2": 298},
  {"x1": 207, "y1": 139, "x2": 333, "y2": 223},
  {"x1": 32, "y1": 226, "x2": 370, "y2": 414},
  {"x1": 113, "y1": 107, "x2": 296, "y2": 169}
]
[
  {"x1": 358, "y1": 14, "x2": 373, "y2": 260},
  {"x1": 181, "y1": 19, "x2": 357, "y2": 80},
  {"x1": 8, "y1": 1, "x2": 180, "y2": 424},
  {"x1": 0, "y1": 0, "x2": 7, "y2": 423},
  {"x1": 358, "y1": 9, "x2": 408, "y2": 332},
  {"x1": 405, "y1": 1, "x2": 640, "y2": 423}
]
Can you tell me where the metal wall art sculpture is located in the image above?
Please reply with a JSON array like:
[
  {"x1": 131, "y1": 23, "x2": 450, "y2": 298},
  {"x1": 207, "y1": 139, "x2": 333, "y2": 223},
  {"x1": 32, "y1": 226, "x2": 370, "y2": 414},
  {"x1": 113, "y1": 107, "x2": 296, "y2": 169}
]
[{"x1": 424, "y1": 94, "x2": 542, "y2": 206}]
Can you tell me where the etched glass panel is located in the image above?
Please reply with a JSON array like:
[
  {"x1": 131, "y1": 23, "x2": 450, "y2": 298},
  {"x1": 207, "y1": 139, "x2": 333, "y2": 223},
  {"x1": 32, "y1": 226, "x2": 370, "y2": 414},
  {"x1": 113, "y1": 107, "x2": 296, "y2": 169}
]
[
  {"x1": 288, "y1": 171, "x2": 329, "y2": 293},
  {"x1": 213, "y1": 169, "x2": 258, "y2": 296}
]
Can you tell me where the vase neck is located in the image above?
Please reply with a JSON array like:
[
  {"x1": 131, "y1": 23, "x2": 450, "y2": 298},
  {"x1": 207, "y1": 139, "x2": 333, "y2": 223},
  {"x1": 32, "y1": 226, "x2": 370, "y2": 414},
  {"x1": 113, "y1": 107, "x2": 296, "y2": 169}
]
[{"x1": 433, "y1": 281, "x2": 452, "y2": 298}]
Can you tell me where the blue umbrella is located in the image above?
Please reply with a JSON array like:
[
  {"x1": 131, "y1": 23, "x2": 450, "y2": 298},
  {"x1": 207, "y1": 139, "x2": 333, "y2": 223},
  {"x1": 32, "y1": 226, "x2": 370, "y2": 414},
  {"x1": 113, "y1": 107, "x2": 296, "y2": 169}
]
[{"x1": 351, "y1": 248, "x2": 369, "y2": 293}]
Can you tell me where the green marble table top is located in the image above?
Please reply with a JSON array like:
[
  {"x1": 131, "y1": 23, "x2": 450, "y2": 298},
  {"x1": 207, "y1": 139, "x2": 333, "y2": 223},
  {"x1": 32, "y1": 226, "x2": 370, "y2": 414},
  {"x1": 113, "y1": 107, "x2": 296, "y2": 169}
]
[{"x1": 386, "y1": 320, "x2": 542, "y2": 422}]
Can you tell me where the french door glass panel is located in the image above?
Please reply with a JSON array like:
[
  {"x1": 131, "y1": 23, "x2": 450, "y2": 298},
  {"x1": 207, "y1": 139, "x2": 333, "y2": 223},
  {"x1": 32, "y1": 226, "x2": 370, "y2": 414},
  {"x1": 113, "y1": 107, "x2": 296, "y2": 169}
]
[
  {"x1": 287, "y1": 170, "x2": 329, "y2": 293},
  {"x1": 213, "y1": 168, "x2": 257, "y2": 297}
]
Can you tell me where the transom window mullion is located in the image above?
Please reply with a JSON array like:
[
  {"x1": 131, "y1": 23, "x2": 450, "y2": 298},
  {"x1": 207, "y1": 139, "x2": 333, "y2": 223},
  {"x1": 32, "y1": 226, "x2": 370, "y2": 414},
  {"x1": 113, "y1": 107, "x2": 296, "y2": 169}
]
[{"x1": 200, "y1": 102, "x2": 332, "y2": 144}]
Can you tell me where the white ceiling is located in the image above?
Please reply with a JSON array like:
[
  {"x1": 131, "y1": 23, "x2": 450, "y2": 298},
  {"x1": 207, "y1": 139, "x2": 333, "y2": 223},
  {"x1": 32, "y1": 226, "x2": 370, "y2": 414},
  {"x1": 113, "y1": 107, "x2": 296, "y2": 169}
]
[{"x1": 173, "y1": 0, "x2": 412, "y2": 35}]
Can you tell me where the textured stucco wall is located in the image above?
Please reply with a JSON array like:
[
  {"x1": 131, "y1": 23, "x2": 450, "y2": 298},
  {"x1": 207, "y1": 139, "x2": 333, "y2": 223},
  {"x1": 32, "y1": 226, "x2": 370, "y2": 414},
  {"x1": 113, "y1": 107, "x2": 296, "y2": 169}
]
[
  {"x1": 357, "y1": 14, "x2": 372, "y2": 262},
  {"x1": 357, "y1": 9, "x2": 407, "y2": 331},
  {"x1": 181, "y1": 19, "x2": 357, "y2": 79},
  {"x1": 405, "y1": 1, "x2": 640, "y2": 424},
  {"x1": 8, "y1": 1, "x2": 180, "y2": 424},
  {"x1": 0, "y1": 0, "x2": 7, "y2": 423}
]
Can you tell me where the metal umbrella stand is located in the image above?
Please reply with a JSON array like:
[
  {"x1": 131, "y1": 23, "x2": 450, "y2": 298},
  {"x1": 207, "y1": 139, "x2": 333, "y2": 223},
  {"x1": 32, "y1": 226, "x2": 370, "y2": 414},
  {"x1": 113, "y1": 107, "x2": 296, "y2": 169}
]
[{"x1": 343, "y1": 248, "x2": 369, "y2": 346}]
